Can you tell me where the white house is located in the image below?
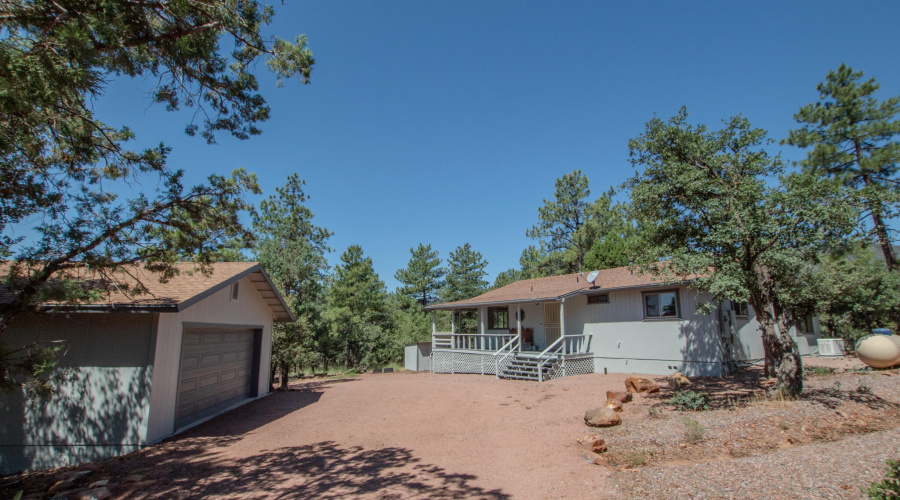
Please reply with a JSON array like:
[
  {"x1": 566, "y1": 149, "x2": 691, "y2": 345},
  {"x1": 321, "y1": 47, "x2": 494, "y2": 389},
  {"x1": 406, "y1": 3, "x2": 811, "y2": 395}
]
[
  {"x1": 423, "y1": 266, "x2": 821, "y2": 381},
  {"x1": 0, "y1": 262, "x2": 293, "y2": 474}
]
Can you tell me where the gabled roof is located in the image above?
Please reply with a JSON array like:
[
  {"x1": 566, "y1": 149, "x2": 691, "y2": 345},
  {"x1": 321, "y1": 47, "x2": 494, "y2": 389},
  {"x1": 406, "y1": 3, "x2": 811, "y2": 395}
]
[
  {"x1": 1, "y1": 262, "x2": 294, "y2": 322},
  {"x1": 424, "y1": 265, "x2": 688, "y2": 310}
]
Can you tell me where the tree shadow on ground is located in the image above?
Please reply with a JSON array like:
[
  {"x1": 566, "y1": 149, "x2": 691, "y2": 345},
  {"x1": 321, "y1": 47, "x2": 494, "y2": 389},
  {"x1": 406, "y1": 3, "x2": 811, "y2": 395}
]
[
  {"x1": 173, "y1": 378, "x2": 359, "y2": 440},
  {"x1": 124, "y1": 441, "x2": 510, "y2": 499},
  {"x1": 642, "y1": 365, "x2": 900, "y2": 412},
  {"x1": 643, "y1": 366, "x2": 767, "y2": 409}
]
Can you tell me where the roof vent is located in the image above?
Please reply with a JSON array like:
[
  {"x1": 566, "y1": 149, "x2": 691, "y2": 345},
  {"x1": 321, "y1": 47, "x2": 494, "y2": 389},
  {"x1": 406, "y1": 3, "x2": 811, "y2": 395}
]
[{"x1": 231, "y1": 282, "x2": 240, "y2": 301}]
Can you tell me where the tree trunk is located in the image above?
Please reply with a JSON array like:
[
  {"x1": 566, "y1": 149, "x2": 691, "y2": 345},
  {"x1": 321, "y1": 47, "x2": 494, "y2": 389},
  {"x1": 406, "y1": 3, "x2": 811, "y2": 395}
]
[
  {"x1": 279, "y1": 361, "x2": 290, "y2": 390},
  {"x1": 773, "y1": 316, "x2": 803, "y2": 395}
]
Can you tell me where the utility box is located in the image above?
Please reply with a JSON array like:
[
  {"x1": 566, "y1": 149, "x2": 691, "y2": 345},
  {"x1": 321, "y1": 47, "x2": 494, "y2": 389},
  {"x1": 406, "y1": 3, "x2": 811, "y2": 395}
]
[
  {"x1": 404, "y1": 342, "x2": 432, "y2": 371},
  {"x1": 817, "y1": 338, "x2": 846, "y2": 357}
]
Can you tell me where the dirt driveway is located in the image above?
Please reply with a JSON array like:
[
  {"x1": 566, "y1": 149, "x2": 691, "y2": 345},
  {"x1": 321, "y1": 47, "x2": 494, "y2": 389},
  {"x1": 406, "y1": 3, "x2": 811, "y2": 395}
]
[
  {"x1": 7, "y1": 364, "x2": 899, "y2": 499},
  {"x1": 142, "y1": 371, "x2": 626, "y2": 499},
  {"x1": 8, "y1": 371, "x2": 633, "y2": 499}
]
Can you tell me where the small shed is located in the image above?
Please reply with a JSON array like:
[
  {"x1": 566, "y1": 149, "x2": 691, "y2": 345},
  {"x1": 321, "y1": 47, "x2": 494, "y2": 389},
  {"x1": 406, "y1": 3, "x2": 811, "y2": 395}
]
[{"x1": 404, "y1": 342, "x2": 432, "y2": 371}]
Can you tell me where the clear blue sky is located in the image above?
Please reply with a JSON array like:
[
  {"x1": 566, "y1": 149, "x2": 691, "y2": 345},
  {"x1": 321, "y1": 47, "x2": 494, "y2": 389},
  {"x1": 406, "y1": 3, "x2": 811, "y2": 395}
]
[{"x1": 94, "y1": 1, "x2": 900, "y2": 291}]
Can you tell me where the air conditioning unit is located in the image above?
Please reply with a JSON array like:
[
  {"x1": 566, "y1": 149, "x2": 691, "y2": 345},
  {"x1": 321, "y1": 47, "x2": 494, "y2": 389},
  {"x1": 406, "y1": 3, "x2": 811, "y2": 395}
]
[{"x1": 817, "y1": 338, "x2": 845, "y2": 357}]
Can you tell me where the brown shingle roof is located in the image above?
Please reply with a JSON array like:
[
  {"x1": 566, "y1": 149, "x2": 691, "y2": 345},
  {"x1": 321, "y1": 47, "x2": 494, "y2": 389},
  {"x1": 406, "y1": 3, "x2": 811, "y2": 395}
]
[
  {"x1": 1, "y1": 262, "x2": 294, "y2": 322},
  {"x1": 425, "y1": 265, "x2": 687, "y2": 310}
]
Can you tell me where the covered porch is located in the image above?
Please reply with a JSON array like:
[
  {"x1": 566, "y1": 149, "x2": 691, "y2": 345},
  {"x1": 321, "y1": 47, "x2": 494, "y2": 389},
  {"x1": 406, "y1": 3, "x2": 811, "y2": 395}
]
[{"x1": 426, "y1": 300, "x2": 593, "y2": 381}]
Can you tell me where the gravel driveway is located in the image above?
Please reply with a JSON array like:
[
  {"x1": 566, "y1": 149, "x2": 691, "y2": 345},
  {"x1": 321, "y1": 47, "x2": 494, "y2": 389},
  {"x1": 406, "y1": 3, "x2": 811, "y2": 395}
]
[{"x1": 4, "y1": 364, "x2": 899, "y2": 499}]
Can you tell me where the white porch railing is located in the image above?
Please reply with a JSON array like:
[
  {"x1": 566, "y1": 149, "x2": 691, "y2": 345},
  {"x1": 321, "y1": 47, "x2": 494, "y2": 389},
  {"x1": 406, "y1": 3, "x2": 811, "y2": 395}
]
[
  {"x1": 494, "y1": 335, "x2": 521, "y2": 379},
  {"x1": 431, "y1": 332, "x2": 516, "y2": 352}
]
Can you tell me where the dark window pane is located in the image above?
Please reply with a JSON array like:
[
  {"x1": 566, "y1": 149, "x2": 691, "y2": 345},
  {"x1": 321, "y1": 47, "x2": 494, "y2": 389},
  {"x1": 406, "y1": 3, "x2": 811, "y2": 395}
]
[
  {"x1": 661, "y1": 292, "x2": 677, "y2": 316},
  {"x1": 645, "y1": 294, "x2": 659, "y2": 317}
]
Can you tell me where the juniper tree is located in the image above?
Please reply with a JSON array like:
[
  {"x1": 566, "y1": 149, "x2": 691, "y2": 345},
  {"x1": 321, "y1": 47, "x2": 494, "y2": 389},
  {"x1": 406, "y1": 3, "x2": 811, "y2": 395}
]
[{"x1": 627, "y1": 108, "x2": 854, "y2": 395}]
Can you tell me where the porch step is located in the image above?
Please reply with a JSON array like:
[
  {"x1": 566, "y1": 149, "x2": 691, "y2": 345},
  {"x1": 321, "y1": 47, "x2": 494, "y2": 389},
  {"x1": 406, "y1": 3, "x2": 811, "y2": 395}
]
[{"x1": 499, "y1": 355, "x2": 560, "y2": 382}]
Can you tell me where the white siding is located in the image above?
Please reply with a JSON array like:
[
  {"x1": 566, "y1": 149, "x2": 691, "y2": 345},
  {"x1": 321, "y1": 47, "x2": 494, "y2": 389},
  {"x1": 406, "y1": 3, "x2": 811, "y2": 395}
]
[
  {"x1": 566, "y1": 286, "x2": 726, "y2": 376},
  {"x1": 146, "y1": 275, "x2": 274, "y2": 443}
]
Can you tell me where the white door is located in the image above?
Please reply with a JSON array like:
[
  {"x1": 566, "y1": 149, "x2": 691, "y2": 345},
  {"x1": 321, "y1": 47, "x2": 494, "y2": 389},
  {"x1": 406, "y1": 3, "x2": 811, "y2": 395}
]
[{"x1": 543, "y1": 303, "x2": 561, "y2": 347}]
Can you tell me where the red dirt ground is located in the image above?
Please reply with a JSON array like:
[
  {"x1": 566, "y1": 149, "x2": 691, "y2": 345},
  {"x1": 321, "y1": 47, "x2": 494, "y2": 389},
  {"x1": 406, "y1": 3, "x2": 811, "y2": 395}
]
[{"x1": 7, "y1": 371, "x2": 638, "y2": 499}]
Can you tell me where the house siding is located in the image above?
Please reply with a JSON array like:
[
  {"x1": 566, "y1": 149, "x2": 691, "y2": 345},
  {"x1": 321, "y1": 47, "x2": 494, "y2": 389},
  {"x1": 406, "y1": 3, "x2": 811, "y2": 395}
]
[
  {"x1": 0, "y1": 313, "x2": 158, "y2": 474},
  {"x1": 565, "y1": 286, "x2": 727, "y2": 376},
  {"x1": 728, "y1": 303, "x2": 822, "y2": 362},
  {"x1": 146, "y1": 274, "x2": 274, "y2": 443}
]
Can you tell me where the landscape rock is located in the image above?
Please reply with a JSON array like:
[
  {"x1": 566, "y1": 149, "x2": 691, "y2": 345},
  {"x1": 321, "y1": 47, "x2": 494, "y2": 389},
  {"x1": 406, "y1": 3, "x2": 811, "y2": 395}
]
[
  {"x1": 606, "y1": 391, "x2": 633, "y2": 403},
  {"x1": 580, "y1": 450, "x2": 609, "y2": 466},
  {"x1": 48, "y1": 479, "x2": 75, "y2": 494},
  {"x1": 605, "y1": 399, "x2": 623, "y2": 412},
  {"x1": 667, "y1": 371, "x2": 692, "y2": 388},
  {"x1": 625, "y1": 377, "x2": 660, "y2": 393},
  {"x1": 585, "y1": 407, "x2": 622, "y2": 427},
  {"x1": 576, "y1": 433, "x2": 608, "y2": 453}
]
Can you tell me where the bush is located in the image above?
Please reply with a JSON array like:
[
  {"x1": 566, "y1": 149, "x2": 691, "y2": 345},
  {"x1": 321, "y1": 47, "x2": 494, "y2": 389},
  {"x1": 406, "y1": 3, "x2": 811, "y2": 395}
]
[
  {"x1": 803, "y1": 366, "x2": 833, "y2": 378},
  {"x1": 867, "y1": 459, "x2": 900, "y2": 499},
  {"x1": 682, "y1": 417, "x2": 705, "y2": 443},
  {"x1": 669, "y1": 390, "x2": 710, "y2": 411}
]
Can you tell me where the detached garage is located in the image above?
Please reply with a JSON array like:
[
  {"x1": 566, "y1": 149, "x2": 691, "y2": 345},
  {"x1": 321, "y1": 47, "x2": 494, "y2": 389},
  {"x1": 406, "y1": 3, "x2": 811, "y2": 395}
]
[{"x1": 0, "y1": 262, "x2": 293, "y2": 474}]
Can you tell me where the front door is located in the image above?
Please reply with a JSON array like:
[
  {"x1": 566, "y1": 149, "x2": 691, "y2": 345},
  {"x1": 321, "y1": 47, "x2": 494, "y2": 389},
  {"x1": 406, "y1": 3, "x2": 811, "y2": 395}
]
[{"x1": 543, "y1": 302, "x2": 561, "y2": 347}]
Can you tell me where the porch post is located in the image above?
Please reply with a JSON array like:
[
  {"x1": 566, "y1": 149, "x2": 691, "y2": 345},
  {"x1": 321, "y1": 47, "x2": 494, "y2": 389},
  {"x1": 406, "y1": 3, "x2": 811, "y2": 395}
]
[
  {"x1": 451, "y1": 311, "x2": 455, "y2": 333},
  {"x1": 431, "y1": 311, "x2": 436, "y2": 350},
  {"x1": 516, "y1": 306, "x2": 522, "y2": 352},
  {"x1": 478, "y1": 307, "x2": 485, "y2": 350},
  {"x1": 560, "y1": 299, "x2": 566, "y2": 355}
]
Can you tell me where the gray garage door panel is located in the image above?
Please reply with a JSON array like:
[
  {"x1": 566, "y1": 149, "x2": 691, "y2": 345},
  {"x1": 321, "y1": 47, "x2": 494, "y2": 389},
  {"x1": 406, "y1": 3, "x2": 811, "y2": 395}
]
[{"x1": 176, "y1": 328, "x2": 256, "y2": 429}]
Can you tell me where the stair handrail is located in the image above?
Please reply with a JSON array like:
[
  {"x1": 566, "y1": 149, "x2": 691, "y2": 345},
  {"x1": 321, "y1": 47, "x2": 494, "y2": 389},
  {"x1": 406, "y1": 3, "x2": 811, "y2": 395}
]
[
  {"x1": 492, "y1": 334, "x2": 519, "y2": 356},
  {"x1": 537, "y1": 337, "x2": 565, "y2": 382},
  {"x1": 493, "y1": 335, "x2": 520, "y2": 379}
]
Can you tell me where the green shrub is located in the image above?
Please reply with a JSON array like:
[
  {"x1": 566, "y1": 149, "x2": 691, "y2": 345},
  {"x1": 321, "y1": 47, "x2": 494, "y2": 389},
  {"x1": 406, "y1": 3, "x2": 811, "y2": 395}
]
[
  {"x1": 867, "y1": 459, "x2": 900, "y2": 499},
  {"x1": 648, "y1": 406, "x2": 663, "y2": 419},
  {"x1": 669, "y1": 390, "x2": 710, "y2": 411},
  {"x1": 682, "y1": 417, "x2": 705, "y2": 443},
  {"x1": 625, "y1": 451, "x2": 648, "y2": 467},
  {"x1": 803, "y1": 366, "x2": 833, "y2": 378}
]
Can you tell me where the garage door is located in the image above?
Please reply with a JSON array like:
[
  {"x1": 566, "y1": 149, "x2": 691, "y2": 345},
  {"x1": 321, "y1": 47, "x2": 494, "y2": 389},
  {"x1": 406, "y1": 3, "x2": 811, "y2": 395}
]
[{"x1": 175, "y1": 328, "x2": 256, "y2": 429}]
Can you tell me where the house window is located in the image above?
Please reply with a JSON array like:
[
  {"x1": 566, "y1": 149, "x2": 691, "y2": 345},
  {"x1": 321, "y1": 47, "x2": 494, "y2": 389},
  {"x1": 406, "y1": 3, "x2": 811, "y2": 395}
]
[
  {"x1": 733, "y1": 301, "x2": 749, "y2": 317},
  {"x1": 488, "y1": 306, "x2": 509, "y2": 330},
  {"x1": 587, "y1": 294, "x2": 609, "y2": 304},
  {"x1": 643, "y1": 290, "x2": 679, "y2": 319}
]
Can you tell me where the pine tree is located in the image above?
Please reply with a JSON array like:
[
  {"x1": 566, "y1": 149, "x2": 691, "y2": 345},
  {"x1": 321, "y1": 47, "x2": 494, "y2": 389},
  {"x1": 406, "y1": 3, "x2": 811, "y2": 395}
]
[
  {"x1": 443, "y1": 244, "x2": 489, "y2": 302},
  {"x1": 253, "y1": 174, "x2": 331, "y2": 388},
  {"x1": 526, "y1": 170, "x2": 596, "y2": 274},
  {"x1": 394, "y1": 244, "x2": 445, "y2": 307},
  {"x1": 326, "y1": 245, "x2": 390, "y2": 368},
  {"x1": 784, "y1": 64, "x2": 900, "y2": 271}
]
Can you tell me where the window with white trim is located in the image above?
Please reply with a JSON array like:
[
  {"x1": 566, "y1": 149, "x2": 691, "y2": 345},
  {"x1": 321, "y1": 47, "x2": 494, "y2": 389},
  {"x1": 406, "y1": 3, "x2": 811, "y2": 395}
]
[
  {"x1": 487, "y1": 306, "x2": 509, "y2": 330},
  {"x1": 643, "y1": 290, "x2": 679, "y2": 319}
]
